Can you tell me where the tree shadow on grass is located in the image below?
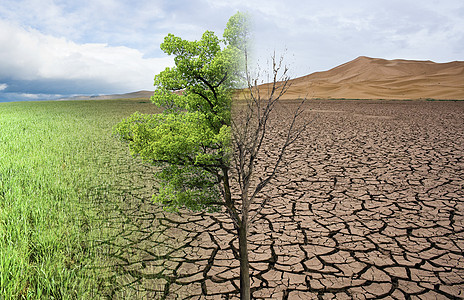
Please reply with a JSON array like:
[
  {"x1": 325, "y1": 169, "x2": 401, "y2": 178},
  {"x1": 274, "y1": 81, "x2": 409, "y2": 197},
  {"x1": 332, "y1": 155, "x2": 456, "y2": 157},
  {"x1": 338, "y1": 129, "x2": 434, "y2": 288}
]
[{"x1": 85, "y1": 152, "x2": 228, "y2": 299}]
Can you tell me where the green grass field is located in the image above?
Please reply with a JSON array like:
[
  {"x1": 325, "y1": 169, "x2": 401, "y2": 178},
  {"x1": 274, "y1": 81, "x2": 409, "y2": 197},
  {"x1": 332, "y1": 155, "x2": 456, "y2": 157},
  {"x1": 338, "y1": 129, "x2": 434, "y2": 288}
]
[{"x1": 0, "y1": 99, "x2": 159, "y2": 299}]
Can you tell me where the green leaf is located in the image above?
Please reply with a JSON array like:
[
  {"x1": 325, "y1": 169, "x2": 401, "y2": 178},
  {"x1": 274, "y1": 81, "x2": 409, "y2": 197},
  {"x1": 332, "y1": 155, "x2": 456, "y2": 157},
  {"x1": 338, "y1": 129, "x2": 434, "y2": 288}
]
[{"x1": 114, "y1": 12, "x2": 250, "y2": 212}]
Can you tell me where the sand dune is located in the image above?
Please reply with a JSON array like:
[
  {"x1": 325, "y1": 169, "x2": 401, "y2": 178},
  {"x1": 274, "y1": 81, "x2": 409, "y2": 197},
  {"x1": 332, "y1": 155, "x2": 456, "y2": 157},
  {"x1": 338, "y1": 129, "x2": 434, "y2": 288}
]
[
  {"x1": 69, "y1": 57, "x2": 463, "y2": 101},
  {"x1": 261, "y1": 56, "x2": 464, "y2": 100}
]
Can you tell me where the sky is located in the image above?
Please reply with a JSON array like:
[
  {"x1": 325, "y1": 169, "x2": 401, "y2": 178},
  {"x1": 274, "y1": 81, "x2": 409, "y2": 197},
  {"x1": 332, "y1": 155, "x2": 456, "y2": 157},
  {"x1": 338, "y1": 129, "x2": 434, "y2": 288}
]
[{"x1": 0, "y1": 0, "x2": 463, "y2": 102}]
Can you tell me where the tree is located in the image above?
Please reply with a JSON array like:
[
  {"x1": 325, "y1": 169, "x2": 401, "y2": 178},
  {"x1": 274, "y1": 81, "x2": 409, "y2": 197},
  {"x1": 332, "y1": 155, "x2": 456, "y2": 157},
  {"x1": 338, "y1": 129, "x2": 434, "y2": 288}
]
[
  {"x1": 114, "y1": 12, "x2": 306, "y2": 299},
  {"x1": 230, "y1": 53, "x2": 307, "y2": 299}
]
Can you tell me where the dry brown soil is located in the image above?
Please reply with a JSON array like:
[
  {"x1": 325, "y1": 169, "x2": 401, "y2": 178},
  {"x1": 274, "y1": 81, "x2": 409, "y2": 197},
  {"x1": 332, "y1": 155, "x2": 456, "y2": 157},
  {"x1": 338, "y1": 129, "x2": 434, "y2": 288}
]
[{"x1": 95, "y1": 100, "x2": 464, "y2": 299}]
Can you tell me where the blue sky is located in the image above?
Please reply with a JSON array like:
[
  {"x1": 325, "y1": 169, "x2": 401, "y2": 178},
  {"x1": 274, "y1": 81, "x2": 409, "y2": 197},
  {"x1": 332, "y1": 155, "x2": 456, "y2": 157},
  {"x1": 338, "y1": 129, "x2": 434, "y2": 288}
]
[{"x1": 0, "y1": 0, "x2": 463, "y2": 101}]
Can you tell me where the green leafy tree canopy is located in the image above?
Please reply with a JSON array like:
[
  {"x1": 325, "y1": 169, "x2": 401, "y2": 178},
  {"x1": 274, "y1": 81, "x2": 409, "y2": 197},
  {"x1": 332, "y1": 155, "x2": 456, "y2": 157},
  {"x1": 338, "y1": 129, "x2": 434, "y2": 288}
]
[{"x1": 114, "y1": 12, "x2": 247, "y2": 212}]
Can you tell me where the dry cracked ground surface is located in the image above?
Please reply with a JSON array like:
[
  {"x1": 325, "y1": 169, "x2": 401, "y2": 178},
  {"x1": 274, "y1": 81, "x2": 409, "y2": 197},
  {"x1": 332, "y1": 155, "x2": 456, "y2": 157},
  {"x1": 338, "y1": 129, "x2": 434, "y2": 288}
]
[{"x1": 94, "y1": 100, "x2": 463, "y2": 299}]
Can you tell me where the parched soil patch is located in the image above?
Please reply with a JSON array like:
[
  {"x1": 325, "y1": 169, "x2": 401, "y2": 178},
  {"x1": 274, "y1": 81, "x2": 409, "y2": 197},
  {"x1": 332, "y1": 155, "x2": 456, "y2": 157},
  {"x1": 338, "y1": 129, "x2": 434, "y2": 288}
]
[{"x1": 96, "y1": 100, "x2": 464, "y2": 299}]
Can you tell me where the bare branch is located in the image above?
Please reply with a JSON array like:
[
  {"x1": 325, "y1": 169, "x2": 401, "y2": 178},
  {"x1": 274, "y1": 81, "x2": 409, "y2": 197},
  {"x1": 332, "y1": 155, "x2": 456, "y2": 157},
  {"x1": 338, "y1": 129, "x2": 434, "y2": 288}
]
[{"x1": 230, "y1": 51, "x2": 313, "y2": 227}]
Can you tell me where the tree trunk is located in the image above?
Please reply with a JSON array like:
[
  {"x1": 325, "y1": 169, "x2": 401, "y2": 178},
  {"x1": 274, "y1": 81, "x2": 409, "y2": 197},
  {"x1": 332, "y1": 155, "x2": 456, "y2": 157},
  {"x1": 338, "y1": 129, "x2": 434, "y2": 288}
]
[{"x1": 238, "y1": 218, "x2": 251, "y2": 300}]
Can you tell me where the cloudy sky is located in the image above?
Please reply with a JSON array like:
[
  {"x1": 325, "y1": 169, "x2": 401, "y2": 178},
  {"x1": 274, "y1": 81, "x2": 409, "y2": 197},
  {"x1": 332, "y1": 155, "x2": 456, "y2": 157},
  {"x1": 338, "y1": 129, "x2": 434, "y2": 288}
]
[{"x1": 0, "y1": 0, "x2": 463, "y2": 101}]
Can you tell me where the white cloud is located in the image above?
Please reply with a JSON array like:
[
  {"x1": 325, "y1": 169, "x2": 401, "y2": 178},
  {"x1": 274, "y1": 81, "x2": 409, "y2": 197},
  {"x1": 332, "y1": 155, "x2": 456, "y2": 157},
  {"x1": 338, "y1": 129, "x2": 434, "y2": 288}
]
[
  {"x1": 0, "y1": 19, "x2": 173, "y2": 93},
  {"x1": 0, "y1": 0, "x2": 170, "y2": 56},
  {"x1": 0, "y1": 83, "x2": 7, "y2": 90},
  {"x1": 15, "y1": 93, "x2": 60, "y2": 100},
  {"x1": 202, "y1": 0, "x2": 464, "y2": 76},
  {"x1": 1, "y1": 0, "x2": 463, "y2": 100}
]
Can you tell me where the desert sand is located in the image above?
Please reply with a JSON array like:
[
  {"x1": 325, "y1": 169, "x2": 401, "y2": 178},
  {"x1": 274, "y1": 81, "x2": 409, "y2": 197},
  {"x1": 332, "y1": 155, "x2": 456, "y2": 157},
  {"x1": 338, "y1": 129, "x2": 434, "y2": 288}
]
[
  {"x1": 258, "y1": 56, "x2": 464, "y2": 100},
  {"x1": 72, "y1": 56, "x2": 464, "y2": 102}
]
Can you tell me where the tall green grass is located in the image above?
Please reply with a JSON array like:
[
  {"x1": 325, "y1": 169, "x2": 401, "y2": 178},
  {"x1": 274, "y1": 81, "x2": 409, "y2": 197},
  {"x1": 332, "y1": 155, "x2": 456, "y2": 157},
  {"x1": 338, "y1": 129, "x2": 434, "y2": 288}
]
[{"x1": 0, "y1": 99, "x2": 158, "y2": 299}]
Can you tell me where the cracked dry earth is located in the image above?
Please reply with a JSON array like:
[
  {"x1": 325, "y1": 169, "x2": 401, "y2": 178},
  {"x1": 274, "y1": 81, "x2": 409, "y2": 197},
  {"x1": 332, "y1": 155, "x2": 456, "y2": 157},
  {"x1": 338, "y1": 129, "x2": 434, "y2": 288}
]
[{"x1": 96, "y1": 100, "x2": 464, "y2": 299}]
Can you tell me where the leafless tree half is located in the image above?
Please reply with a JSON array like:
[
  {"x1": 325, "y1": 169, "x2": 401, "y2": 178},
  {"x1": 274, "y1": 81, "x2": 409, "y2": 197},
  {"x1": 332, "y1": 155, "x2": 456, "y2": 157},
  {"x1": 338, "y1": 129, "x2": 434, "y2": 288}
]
[{"x1": 223, "y1": 53, "x2": 309, "y2": 299}]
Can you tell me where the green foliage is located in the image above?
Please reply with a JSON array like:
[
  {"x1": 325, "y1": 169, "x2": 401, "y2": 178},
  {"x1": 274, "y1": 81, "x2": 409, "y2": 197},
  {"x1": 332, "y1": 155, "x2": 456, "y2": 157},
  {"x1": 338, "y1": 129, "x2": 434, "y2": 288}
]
[
  {"x1": 0, "y1": 99, "x2": 158, "y2": 298},
  {"x1": 115, "y1": 12, "x2": 249, "y2": 212},
  {"x1": 224, "y1": 11, "x2": 252, "y2": 88},
  {"x1": 0, "y1": 101, "x2": 97, "y2": 299},
  {"x1": 114, "y1": 110, "x2": 231, "y2": 211},
  {"x1": 151, "y1": 31, "x2": 236, "y2": 128},
  {"x1": 224, "y1": 11, "x2": 251, "y2": 52},
  {"x1": 154, "y1": 164, "x2": 221, "y2": 212},
  {"x1": 115, "y1": 111, "x2": 230, "y2": 166}
]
